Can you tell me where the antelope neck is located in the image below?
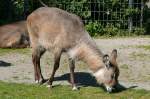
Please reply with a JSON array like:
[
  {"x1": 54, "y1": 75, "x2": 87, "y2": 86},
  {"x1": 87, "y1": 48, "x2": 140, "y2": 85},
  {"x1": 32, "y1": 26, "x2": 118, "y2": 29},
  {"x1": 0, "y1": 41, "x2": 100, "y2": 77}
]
[{"x1": 76, "y1": 42, "x2": 105, "y2": 72}]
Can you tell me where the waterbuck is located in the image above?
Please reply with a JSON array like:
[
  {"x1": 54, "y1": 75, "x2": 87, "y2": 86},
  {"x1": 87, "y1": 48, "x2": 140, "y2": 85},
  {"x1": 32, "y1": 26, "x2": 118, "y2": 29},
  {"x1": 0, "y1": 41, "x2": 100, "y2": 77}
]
[
  {"x1": 0, "y1": 21, "x2": 29, "y2": 48},
  {"x1": 27, "y1": 7, "x2": 119, "y2": 92}
]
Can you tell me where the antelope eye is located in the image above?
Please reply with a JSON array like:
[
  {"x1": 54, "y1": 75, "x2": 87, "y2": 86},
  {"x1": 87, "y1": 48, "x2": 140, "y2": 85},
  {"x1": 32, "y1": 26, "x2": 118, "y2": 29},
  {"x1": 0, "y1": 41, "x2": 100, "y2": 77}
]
[{"x1": 111, "y1": 74, "x2": 115, "y2": 79}]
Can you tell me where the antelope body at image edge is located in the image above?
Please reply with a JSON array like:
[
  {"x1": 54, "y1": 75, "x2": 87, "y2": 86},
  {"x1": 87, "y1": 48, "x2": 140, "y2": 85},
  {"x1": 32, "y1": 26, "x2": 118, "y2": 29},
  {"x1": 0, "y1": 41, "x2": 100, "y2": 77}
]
[{"x1": 27, "y1": 7, "x2": 119, "y2": 92}]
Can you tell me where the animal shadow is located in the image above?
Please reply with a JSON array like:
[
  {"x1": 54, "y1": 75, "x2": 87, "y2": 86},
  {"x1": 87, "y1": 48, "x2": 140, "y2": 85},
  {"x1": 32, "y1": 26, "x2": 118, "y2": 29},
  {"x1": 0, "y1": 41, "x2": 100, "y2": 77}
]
[
  {"x1": 54, "y1": 72, "x2": 138, "y2": 93},
  {"x1": 54, "y1": 72, "x2": 99, "y2": 87},
  {"x1": 0, "y1": 60, "x2": 11, "y2": 67},
  {"x1": 113, "y1": 83, "x2": 138, "y2": 93}
]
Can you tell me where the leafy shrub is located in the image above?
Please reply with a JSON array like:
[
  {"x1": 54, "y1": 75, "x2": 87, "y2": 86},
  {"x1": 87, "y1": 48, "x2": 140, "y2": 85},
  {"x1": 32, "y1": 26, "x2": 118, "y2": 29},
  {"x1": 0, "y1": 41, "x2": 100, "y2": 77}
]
[
  {"x1": 132, "y1": 27, "x2": 146, "y2": 35},
  {"x1": 0, "y1": 0, "x2": 147, "y2": 36},
  {"x1": 85, "y1": 21, "x2": 103, "y2": 36}
]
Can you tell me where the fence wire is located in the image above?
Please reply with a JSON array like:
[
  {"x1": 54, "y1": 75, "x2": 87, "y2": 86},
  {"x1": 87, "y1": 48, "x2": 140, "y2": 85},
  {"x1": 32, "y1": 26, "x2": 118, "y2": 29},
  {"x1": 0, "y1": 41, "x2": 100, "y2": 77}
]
[
  {"x1": 0, "y1": 0, "x2": 145, "y2": 35},
  {"x1": 43, "y1": 0, "x2": 144, "y2": 35}
]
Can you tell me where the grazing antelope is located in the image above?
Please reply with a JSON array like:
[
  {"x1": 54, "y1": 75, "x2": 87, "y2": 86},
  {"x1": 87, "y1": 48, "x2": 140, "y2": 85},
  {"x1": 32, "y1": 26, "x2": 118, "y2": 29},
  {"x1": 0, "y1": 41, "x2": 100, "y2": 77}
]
[{"x1": 27, "y1": 7, "x2": 119, "y2": 92}]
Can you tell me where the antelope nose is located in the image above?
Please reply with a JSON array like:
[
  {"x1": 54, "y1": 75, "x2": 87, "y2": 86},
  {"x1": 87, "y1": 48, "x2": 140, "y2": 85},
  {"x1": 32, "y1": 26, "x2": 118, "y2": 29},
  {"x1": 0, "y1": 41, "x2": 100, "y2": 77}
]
[{"x1": 106, "y1": 86, "x2": 112, "y2": 93}]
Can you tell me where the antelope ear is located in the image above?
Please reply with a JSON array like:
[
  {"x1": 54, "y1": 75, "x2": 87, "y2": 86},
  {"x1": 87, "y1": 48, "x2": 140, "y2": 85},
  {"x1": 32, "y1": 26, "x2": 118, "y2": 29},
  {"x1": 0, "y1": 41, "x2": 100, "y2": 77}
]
[{"x1": 110, "y1": 49, "x2": 117, "y2": 65}]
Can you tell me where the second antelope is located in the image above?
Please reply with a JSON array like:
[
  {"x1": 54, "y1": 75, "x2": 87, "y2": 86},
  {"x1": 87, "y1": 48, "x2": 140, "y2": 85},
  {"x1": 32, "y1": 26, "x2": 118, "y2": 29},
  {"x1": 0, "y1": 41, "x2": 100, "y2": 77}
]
[{"x1": 27, "y1": 7, "x2": 119, "y2": 92}]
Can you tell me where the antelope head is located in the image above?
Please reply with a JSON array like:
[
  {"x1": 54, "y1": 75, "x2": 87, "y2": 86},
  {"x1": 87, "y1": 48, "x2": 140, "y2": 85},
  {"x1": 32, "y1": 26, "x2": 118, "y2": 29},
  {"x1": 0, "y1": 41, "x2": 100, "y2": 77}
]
[{"x1": 94, "y1": 49, "x2": 119, "y2": 92}]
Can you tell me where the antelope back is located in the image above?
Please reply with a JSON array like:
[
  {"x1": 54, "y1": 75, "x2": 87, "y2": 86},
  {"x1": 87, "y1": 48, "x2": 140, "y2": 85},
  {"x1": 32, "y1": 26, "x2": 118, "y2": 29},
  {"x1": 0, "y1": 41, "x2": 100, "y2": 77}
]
[{"x1": 27, "y1": 7, "x2": 89, "y2": 50}]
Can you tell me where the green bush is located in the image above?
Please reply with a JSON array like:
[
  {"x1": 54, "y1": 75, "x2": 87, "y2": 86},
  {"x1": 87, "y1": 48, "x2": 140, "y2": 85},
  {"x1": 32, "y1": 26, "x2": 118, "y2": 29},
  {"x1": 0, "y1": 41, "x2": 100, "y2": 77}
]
[
  {"x1": 85, "y1": 21, "x2": 103, "y2": 36},
  {"x1": 0, "y1": 0, "x2": 147, "y2": 36},
  {"x1": 103, "y1": 24, "x2": 119, "y2": 36},
  {"x1": 85, "y1": 21, "x2": 145, "y2": 37},
  {"x1": 132, "y1": 27, "x2": 146, "y2": 35}
]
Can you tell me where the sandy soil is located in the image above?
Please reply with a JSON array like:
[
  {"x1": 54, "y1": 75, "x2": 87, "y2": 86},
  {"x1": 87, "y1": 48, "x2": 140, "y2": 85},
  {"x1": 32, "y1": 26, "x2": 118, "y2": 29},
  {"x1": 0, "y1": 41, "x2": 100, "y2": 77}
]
[{"x1": 0, "y1": 37, "x2": 150, "y2": 90}]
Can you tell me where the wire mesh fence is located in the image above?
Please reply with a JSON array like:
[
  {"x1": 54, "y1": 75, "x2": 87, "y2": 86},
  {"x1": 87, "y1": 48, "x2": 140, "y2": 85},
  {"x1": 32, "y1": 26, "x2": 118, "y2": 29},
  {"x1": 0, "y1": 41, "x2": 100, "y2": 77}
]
[
  {"x1": 0, "y1": 0, "x2": 145, "y2": 36},
  {"x1": 43, "y1": 0, "x2": 144, "y2": 36}
]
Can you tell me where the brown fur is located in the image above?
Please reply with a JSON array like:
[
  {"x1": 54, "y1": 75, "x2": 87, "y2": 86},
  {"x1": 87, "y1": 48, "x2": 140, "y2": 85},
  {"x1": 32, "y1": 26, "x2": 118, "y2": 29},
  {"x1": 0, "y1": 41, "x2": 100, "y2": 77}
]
[
  {"x1": 0, "y1": 21, "x2": 30, "y2": 48},
  {"x1": 27, "y1": 7, "x2": 119, "y2": 91}
]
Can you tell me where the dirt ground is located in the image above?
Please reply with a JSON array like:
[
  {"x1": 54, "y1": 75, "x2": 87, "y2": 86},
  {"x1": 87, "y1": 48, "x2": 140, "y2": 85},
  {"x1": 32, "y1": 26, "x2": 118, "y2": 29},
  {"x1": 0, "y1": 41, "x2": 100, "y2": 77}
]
[{"x1": 0, "y1": 37, "x2": 150, "y2": 90}]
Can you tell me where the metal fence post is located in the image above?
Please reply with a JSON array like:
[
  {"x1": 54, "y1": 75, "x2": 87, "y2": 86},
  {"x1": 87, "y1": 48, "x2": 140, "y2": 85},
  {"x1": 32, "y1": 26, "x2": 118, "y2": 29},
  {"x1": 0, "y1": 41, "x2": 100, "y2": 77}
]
[{"x1": 128, "y1": 0, "x2": 133, "y2": 33}]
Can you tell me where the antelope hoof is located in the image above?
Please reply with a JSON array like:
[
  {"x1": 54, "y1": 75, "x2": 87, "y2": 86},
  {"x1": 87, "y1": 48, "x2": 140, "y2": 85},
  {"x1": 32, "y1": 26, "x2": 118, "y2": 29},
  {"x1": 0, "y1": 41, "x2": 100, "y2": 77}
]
[
  {"x1": 72, "y1": 86, "x2": 78, "y2": 91},
  {"x1": 46, "y1": 85, "x2": 52, "y2": 88},
  {"x1": 35, "y1": 80, "x2": 39, "y2": 84}
]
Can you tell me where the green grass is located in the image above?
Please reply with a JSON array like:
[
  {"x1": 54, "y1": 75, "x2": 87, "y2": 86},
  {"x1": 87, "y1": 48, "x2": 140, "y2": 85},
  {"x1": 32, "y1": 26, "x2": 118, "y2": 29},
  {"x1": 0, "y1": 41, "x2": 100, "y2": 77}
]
[
  {"x1": 0, "y1": 48, "x2": 31, "y2": 56},
  {"x1": 130, "y1": 52, "x2": 149, "y2": 60},
  {"x1": 120, "y1": 64, "x2": 129, "y2": 69},
  {"x1": 136, "y1": 45, "x2": 150, "y2": 51},
  {"x1": 0, "y1": 81, "x2": 149, "y2": 99},
  {"x1": 94, "y1": 35, "x2": 150, "y2": 39},
  {"x1": 126, "y1": 45, "x2": 150, "y2": 51},
  {"x1": 130, "y1": 52, "x2": 147, "y2": 58}
]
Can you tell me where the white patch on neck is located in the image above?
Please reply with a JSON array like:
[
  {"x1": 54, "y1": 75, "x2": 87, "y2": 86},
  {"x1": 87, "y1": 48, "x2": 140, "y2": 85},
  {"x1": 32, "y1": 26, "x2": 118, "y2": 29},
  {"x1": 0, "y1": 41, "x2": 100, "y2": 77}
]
[
  {"x1": 93, "y1": 69, "x2": 104, "y2": 78},
  {"x1": 67, "y1": 47, "x2": 78, "y2": 59}
]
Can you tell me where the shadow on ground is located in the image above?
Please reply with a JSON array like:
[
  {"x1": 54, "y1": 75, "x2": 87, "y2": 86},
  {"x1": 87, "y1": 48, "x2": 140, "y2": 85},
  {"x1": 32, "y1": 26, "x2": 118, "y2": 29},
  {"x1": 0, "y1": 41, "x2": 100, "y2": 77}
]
[
  {"x1": 53, "y1": 72, "x2": 137, "y2": 93},
  {"x1": 54, "y1": 72, "x2": 99, "y2": 87},
  {"x1": 0, "y1": 60, "x2": 11, "y2": 67},
  {"x1": 113, "y1": 83, "x2": 137, "y2": 93}
]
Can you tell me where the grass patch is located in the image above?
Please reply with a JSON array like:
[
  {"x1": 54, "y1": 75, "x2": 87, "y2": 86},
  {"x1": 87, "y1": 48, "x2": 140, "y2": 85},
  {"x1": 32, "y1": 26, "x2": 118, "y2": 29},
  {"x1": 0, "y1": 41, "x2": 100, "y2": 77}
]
[
  {"x1": 94, "y1": 35, "x2": 150, "y2": 39},
  {"x1": 0, "y1": 48, "x2": 31, "y2": 56},
  {"x1": 12, "y1": 76, "x2": 19, "y2": 80},
  {"x1": 136, "y1": 45, "x2": 150, "y2": 51},
  {"x1": 120, "y1": 64, "x2": 129, "y2": 69},
  {"x1": 0, "y1": 81, "x2": 149, "y2": 99},
  {"x1": 120, "y1": 45, "x2": 150, "y2": 50},
  {"x1": 130, "y1": 52, "x2": 149, "y2": 60}
]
